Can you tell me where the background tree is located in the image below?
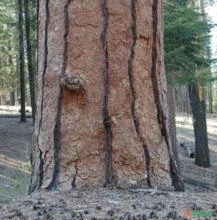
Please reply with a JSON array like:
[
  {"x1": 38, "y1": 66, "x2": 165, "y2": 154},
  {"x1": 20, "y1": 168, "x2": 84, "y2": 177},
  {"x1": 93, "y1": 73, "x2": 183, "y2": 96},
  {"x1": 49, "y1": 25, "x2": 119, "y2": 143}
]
[
  {"x1": 164, "y1": 0, "x2": 214, "y2": 167},
  {"x1": 24, "y1": 0, "x2": 36, "y2": 122},
  {"x1": 167, "y1": 85, "x2": 180, "y2": 170},
  {"x1": 29, "y1": 0, "x2": 184, "y2": 193},
  {"x1": 0, "y1": 0, "x2": 37, "y2": 119},
  {"x1": 0, "y1": 0, "x2": 17, "y2": 105},
  {"x1": 18, "y1": 0, "x2": 26, "y2": 122}
]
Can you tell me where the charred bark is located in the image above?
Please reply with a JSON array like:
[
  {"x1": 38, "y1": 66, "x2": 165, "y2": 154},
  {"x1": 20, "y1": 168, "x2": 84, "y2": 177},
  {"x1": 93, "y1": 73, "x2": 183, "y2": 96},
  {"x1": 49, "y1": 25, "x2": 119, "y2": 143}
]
[
  {"x1": 101, "y1": 0, "x2": 115, "y2": 187},
  {"x1": 188, "y1": 83, "x2": 210, "y2": 168}
]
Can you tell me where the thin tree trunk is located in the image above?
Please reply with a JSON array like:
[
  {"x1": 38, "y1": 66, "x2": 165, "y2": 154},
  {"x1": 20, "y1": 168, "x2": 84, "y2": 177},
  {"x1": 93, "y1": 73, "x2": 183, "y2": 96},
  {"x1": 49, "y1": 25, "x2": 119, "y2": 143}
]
[
  {"x1": 18, "y1": 0, "x2": 26, "y2": 122},
  {"x1": 174, "y1": 85, "x2": 190, "y2": 114},
  {"x1": 10, "y1": 90, "x2": 16, "y2": 106},
  {"x1": 200, "y1": 0, "x2": 205, "y2": 14},
  {"x1": 30, "y1": 0, "x2": 183, "y2": 193},
  {"x1": 24, "y1": 0, "x2": 36, "y2": 122},
  {"x1": 16, "y1": 55, "x2": 20, "y2": 103},
  {"x1": 188, "y1": 83, "x2": 210, "y2": 167},
  {"x1": 167, "y1": 86, "x2": 180, "y2": 170},
  {"x1": 208, "y1": 83, "x2": 213, "y2": 113},
  {"x1": 0, "y1": 95, "x2": 6, "y2": 105},
  {"x1": 8, "y1": 41, "x2": 16, "y2": 106},
  {"x1": 34, "y1": 0, "x2": 39, "y2": 100}
]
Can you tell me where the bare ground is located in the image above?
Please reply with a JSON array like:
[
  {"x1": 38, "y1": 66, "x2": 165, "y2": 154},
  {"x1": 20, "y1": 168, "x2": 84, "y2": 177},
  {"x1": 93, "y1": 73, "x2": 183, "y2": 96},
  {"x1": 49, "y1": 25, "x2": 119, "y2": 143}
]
[
  {"x1": 0, "y1": 109, "x2": 217, "y2": 219},
  {"x1": 176, "y1": 113, "x2": 217, "y2": 191},
  {"x1": 1, "y1": 188, "x2": 217, "y2": 220},
  {"x1": 0, "y1": 115, "x2": 32, "y2": 204}
]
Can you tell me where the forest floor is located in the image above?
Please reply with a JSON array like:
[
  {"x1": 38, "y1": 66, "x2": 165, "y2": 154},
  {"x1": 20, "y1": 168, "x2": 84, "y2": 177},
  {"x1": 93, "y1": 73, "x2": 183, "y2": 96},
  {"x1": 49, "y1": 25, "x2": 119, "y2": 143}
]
[
  {"x1": 176, "y1": 113, "x2": 217, "y2": 192},
  {"x1": 0, "y1": 114, "x2": 32, "y2": 204},
  {"x1": 0, "y1": 107, "x2": 217, "y2": 219}
]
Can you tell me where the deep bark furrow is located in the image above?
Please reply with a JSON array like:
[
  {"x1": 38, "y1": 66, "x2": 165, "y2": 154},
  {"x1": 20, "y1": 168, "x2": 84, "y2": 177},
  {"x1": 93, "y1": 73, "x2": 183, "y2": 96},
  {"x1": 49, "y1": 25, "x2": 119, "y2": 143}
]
[
  {"x1": 151, "y1": 0, "x2": 183, "y2": 191},
  {"x1": 151, "y1": 0, "x2": 163, "y2": 134},
  {"x1": 46, "y1": 91, "x2": 63, "y2": 190},
  {"x1": 128, "y1": 0, "x2": 139, "y2": 134},
  {"x1": 38, "y1": 151, "x2": 44, "y2": 188},
  {"x1": 62, "y1": 0, "x2": 72, "y2": 77},
  {"x1": 71, "y1": 163, "x2": 78, "y2": 188},
  {"x1": 37, "y1": 0, "x2": 50, "y2": 190},
  {"x1": 46, "y1": 0, "x2": 72, "y2": 190},
  {"x1": 128, "y1": 0, "x2": 151, "y2": 186},
  {"x1": 101, "y1": 0, "x2": 114, "y2": 186}
]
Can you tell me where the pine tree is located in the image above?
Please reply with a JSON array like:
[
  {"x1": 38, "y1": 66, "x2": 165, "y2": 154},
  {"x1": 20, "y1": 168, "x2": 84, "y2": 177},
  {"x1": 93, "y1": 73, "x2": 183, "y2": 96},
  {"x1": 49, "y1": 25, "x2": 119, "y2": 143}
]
[
  {"x1": 29, "y1": 0, "x2": 184, "y2": 192},
  {"x1": 164, "y1": 0, "x2": 214, "y2": 167}
]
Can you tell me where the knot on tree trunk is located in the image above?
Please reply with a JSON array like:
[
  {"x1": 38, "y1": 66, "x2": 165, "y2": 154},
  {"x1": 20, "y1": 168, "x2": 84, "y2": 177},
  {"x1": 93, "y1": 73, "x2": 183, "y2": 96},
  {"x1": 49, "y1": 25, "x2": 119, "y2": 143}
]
[{"x1": 60, "y1": 75, "x2": 85, "y2": 92}]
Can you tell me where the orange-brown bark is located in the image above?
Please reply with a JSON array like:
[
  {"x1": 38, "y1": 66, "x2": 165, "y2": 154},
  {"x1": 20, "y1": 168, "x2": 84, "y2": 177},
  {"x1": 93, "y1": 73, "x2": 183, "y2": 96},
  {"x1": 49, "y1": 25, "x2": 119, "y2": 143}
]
[{"x1": 30, "y1": 0, "x2": 183, "y2": 193}]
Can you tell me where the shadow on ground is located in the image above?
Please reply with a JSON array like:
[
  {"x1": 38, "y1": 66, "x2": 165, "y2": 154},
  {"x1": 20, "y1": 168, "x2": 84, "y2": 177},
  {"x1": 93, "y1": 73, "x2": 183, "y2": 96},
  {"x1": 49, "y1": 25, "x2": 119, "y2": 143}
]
[{"x1": 0, "y1": 116, "x2": 32, "y2": 204}]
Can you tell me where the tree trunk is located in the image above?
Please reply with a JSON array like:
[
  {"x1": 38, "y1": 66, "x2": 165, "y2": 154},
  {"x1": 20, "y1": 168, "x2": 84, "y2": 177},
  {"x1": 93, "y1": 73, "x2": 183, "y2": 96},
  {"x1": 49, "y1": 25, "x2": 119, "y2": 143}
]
[
  {"x1": 0, "y1": 95, "x2": 6, "y2": 105},
  {"x1": 208, "y1": 83, "x2": 213, "y2": 113},
  {"x1": 167, "y1": 86, "x2": 180, "y2": 170},
  {"x1": 18, "y1": 0, "x2": 26, "y2": 122},
  {"x1": 30, "y1": 0, "x2": 184, "y2": 193},
  {"x1": 8, "y1": 41, "x2": 16, "y2": 106},
  {"x1": 24, "y1": 0, "x2": 36, "y2": 122},
  {"x1": 188, "y1": 83, "x2": 210, "y2": 167},
  {"x1": 175, "y1": 85, "x2": 191, "y2": 114},
  {"x1": 10, "y1": 90, "x2": 16, "y2": 106}
]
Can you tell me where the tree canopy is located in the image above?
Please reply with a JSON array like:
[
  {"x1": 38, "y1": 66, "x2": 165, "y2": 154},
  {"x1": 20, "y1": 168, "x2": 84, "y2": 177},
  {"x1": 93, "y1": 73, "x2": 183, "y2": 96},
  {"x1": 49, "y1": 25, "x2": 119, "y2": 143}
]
[{"x1": 164, "y1": 0, "x2": 215, "y2": 85}]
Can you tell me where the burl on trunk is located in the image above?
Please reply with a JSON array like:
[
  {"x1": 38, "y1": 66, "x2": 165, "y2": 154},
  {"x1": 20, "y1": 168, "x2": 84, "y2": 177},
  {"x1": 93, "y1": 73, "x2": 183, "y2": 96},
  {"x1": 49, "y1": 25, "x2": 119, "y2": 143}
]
[{"x1": 30, "y1": 0, "x2": 183, "y2": 193}]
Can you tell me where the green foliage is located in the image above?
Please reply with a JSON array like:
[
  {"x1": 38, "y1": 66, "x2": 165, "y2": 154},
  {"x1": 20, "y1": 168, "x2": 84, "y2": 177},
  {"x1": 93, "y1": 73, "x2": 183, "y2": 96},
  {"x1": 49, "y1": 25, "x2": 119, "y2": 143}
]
[
  {"x1": 164, "y1": 0, "x2": 215, "y2": 86},
  {"x1": 29, "y1": 0, "x2": 37, "y2": 57},
  {"x1": 0, "y1": 0, "x2": 17, "y2": 94},
  {"x1": 0, "y1": 0, "x2": 37, "y2": 100}
]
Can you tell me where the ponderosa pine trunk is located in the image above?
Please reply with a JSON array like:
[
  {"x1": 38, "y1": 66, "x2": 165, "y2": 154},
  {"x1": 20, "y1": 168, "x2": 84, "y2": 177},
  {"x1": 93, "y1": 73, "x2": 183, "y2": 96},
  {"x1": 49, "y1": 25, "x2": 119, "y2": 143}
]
[{"x1": 30, "y1": 0, "x2": 184, "y2": 193}]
